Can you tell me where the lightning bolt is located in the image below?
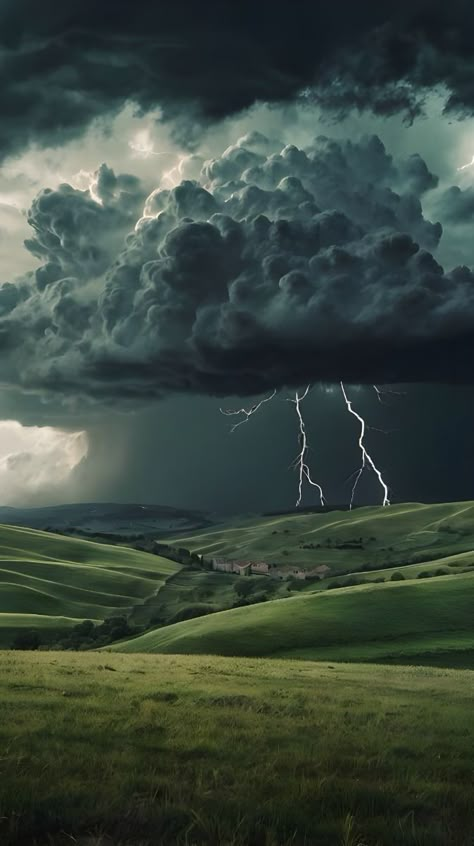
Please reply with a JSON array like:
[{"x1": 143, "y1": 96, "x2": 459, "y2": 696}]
[
  {"x1": 340, "y1": 382, "x2": 390, "y2": 509},
  {"x1": 287, "y1": 386, "x2": 326, "y2": 507},
  {"x1": 457, "y1": 155, "x2": 474, "y2": 172},
  {"x1": 373, "y1": 385, "x2": 387, "y2": 404},
  {"x1": 220, "y1": 389, "x2": 277, "y2": 432},
  {"x1": 373, "y1": 384, "x2": 406, "y2": 405},
  {"x1": 220, "y1": 383, "x2": 391, "y2": 511}
]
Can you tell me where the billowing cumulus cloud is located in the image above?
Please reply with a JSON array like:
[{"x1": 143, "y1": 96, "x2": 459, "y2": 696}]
[
  {"x1": 1, "y1": 1, "x2": 474, "y2": 163},
  {"x1": 0, "y1": 420, "x2": 88, "y2": 504},
  {"x1": 2, "y1": 132, "x2": 474, "y2": 405}
]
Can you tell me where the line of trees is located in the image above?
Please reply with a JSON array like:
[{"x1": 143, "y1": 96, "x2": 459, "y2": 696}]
[{"x1": 11, "y1": 616, "x2": 142, "y2": 652}]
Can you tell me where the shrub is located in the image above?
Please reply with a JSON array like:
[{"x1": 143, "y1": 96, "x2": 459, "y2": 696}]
[
  {"x1": 12, "y1": 630, "x2": 42, "y2": 650},
  {"x1": 390, "y1": 572, "x2": 405, "y2": 581},
  {"x1": 417, "y1": 571, "x2": 431, "y2": 579},
  {"x1": 343, "y1": 576, "x2": 363, "y2": 587},
  {"x1": 234, "y1": 580, "x2": 255, "y2": 598},
  {"x1": 73, "y1": 620, "x2": 96, "y2": 638},
  {"x1": 435, "y1": 568, "x2": 449, "y2": 576}
]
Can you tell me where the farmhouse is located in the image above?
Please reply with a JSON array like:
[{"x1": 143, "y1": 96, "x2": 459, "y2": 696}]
[
  {"x1": 212, "y1": 558, "x2": 235, "y2": 573},
  {"x1": 306, "y1": 564, "x2": 331, "y2": 579},
  {"x1": 269, "y1": 567, "x2": 306, "y2": 580},
  {"x1": 233, "y1": 562, "x2": 252, "y2": 576},
  {"x1": 211, "y1": 558, "x2": 329, "y2": 580},
  {"x1": 212, "y1": 558, "x2": 270, "y2": 576},
  {"x1": 250, "y1": 561, "x2": 270, "y2": 575}
]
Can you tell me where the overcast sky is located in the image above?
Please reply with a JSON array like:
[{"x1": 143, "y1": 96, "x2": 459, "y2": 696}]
[{"x1": 2, "y1": 2, "x2": 474, "y2": 511}]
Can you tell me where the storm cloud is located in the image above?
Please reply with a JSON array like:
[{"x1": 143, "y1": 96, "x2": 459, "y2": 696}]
[
  {"x1": 2, "y1": 132, "x2": 474, "y2": 404},
  {"x1": 2, "y1": 1, "x2": 474, "y2": 162}
]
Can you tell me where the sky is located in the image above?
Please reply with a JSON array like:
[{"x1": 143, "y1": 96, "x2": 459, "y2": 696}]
[{"x1": 2, "y1": 0, "x2": 474, "y2": 512}]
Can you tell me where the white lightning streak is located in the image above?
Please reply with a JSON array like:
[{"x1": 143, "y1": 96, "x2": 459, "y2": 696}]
[
  {"x1": 220, "y1": 389, "x2": 277, "y2": 432},
  {"x1": 457, "y1": 155, "x2": 474, "y2": 172},
  {"x1": 373, "y1": 385, "x2": 405, "y2": 404},
  {"x1": 373, "y1": 385, "x2": 384, "y2": 404},
  {"x1": 340, "y1": 382, "x2": 390, "y2": 509},
  {"x1": 287, "y1": 386, "x2": 326, "y2": 508},
  {"x1": 129, "y1": 144, "x2": 176, "y2": 158}
]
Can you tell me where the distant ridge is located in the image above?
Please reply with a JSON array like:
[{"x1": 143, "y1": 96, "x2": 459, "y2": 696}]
[
  {"x1": 262, "y1": 503, "x2": 353, "y2": 516},
  {"x1": 0, "y1": 502, "x2": 218, "y2": 537}
]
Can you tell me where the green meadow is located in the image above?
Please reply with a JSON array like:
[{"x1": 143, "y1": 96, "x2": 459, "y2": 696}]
[
  {"x1": 0, "y1": 651, "x2": 473, "y2": 846},
  {"x1": 1, "y1": 507, "x2": 474, "y2": 844}
]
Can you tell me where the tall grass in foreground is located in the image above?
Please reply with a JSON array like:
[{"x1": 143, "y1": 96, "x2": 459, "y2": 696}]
[{"x1": 0, "y1": 652, "x2": 473, "y2": 845}]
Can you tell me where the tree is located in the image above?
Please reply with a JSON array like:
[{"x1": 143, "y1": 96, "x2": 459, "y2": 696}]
[
  {"x1": 234, "y1": 579, "x2": 254, "y2": 599},
  {"x1": 12, "y1": 630, "x2": 42, "y2": 650},
  {"x1": 72, "y1": 620, "x2": 96, "y2": 638}
]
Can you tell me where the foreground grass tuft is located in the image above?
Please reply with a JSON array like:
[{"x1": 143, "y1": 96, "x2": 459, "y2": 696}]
[{"x1": 0, "y1": 651, "x2": 473, "y2": 845}]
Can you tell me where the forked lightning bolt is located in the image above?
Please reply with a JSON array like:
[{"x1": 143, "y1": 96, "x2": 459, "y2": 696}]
[
  {"x1": 287, "y1": 386, "x2": 326, "y2": 507},
  {"x1": 220, "y1": 389, "x2": 277, "y2": 432},
  {"x1": 220, "y1": 383, "x2": 391, "y2": 510},
  {"x1": 340, "y1": 382, "x2": 390, "y2": 509},
  {"x1": 373, "y1": 385, "x2": 405, "y2": 404}
]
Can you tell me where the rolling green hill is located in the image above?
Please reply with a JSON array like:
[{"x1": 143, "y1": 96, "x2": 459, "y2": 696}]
[
  {"x1": 5, "y1": 501, "x2": 474, "y2": 660},
  {"x1": 0, "y1": 524, "x2": 181, "y2": 645},
  {"x1": 111, "y1": 571, "x2": 474, "y2": 667},
  {"x1": 165, "y1": 500, "x2": 474, "y2": 575}
]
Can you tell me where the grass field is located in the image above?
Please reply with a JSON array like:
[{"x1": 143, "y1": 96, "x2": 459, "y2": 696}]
[
  {"x1": 0, "y1": 651, "x2": 473, "y2": 846},
  {"x1": 0, "y1": 525, "x2": 181, "y2": 645},
  {"x1": 165, "y1": 501, "x2": 474, "y2": 574},
  {"x1": 111, "y1": 571, "x2": 474, "y2": 667}
]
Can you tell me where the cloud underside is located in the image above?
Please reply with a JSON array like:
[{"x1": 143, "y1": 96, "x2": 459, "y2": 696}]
[
  {"x1": 2, "y1": 132, "x2": 474, "y2": 404},
  {"x1": 1, "y1": 1, "x2": 474, "y2": 161}
]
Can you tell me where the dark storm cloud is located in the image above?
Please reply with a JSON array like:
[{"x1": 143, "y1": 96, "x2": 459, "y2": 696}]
[
  {"x1": 436, "y1": 185, "x2": 474, "y2": 223},
  {"x1": 1, "y1": 1, "x2": 474, "y2": 161},
  {"x1": 2, "y1": 132, "x2": 474, "y2": 401}
]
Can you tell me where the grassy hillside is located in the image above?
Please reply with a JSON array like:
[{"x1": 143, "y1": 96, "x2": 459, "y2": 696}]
[
  {"x1": 129, "y1": 566, "x2": 290, "y2": 628},
  {"x1": 0, "y1": 524, "x2": 181, "y2": 645},
  {"x1": 297, "y1": 548, "x2": 474, "y2": 594},
  {"x1": 165, "y1": 501, "x2": 474, "y2": 574},
  {"x1": 1, "y1": 651, "x2": 473, "y2": 846},
  {"x1": 111, "y1": 571, "x2": 474, "y2": 667}
]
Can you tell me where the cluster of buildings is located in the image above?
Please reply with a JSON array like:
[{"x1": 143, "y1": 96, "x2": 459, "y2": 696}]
[{"x1": 211, "y1": 558, "x2": 330, "y2": 581}]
